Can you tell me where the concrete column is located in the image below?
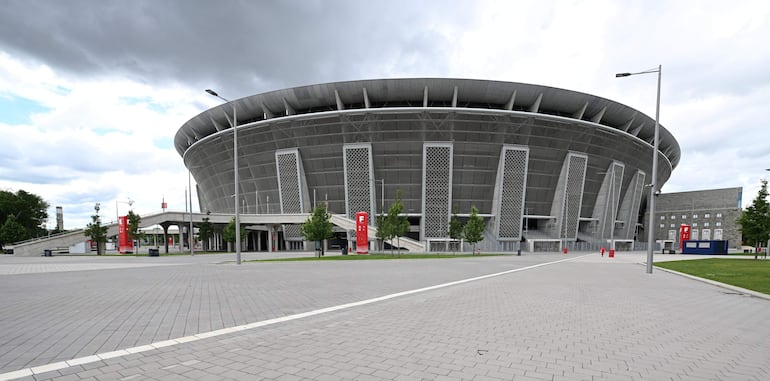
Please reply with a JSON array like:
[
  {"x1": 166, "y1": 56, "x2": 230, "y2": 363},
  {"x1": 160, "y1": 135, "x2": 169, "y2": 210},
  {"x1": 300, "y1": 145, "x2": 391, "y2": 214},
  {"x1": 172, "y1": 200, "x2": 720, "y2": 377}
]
[
  {"x1": 162, "y1": 224, "x2": 170, "y2": 254},
  {"x1": 178, "y1": 223, "x2": 184, "y2": 253}
]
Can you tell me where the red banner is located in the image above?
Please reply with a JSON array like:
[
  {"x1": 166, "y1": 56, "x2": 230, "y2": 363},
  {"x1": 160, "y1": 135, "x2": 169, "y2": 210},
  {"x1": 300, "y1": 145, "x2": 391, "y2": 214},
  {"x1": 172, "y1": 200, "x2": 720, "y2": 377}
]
[
  {"x1": 355, "y1": 211, "x2": 368, "y2": 254},
  {"x1": 679, "y1": 224, "x2": 691, "y2": 250},
  {"x1": 118, "y1": 216, "x2": 133, "y2": 254}
]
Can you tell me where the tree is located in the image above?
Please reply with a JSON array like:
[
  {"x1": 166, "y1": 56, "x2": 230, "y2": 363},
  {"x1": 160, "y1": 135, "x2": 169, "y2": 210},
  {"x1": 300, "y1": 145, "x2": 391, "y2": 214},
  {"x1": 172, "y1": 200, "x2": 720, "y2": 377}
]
[
  {"x1": 375, "y1": 214, "x2": 390, "y2": 252},
  {"x1": 738, "y1": 179, "x2": 770, "y2": 249},
  {"x1": 127, "y1": 210, "x2": 144, "y2": 249},
  {"x1": 385, "y1": 190, "x2": 409, "y2": 256},
  {"x1": 198, "y1": 212, "x2": 214, "y2": 251},
  {"x1": 0, "y1": 214, "x2": 27, "y2": 245},
  {"x1": 464, "y1": 205, "x2": 485, "y2": 255},
  {"x1": 83, "y1": 203, "x2": 108, "y2": 255},
  {"x1": 223, "y1": 217, "x2": 248, "y2": 252},
  {"x1": 301, "y1": 205, "x2": 334, "y2": 257},
  {"x1": 0, "y1": 189, "x2": 50, "y2": 245},
  {"x1": 448, "y1": 210, "x2": 464, "y2": 253}
]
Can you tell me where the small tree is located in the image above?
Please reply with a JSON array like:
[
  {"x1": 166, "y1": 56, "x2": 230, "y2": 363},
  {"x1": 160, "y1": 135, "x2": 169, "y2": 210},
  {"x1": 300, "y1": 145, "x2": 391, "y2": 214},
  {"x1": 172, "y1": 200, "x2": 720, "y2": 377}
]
[
  {"x1": 0, "y1": 214, "x2": 27, "y2": 246},
  {"x1": 448, "y1": 210, "x2": 464, "y2": 253},
  {"x1": 301, "y1": 205, "x2": 334, "y2": 257},
  {"x1": 127, "y1": 210, "x2": 144, "y2": 250},
  {"x1": 375, "y1": 214, "x2": 390, "y2": 252},
  {"x1": 738, "y1": 179, "x2": 770, "y2": 249},
  {"x1": 464, "y1": 206, "x2": 485, "y2": 255},
  {"x1": 84, "y1": 203, "x2": 108, "y2": 255},
  {"x1": 385, "y1": 190, "x2": 409, "y2": 256},
  {"x1": 223, "y1": 217, "x2": 247, "y2": 252},
  {"x1": 198, "y1": 212, "x2": 214, "y2": 251},
  {"x1": 0, "y1": 189, "x2": 49, "y2": 241}
]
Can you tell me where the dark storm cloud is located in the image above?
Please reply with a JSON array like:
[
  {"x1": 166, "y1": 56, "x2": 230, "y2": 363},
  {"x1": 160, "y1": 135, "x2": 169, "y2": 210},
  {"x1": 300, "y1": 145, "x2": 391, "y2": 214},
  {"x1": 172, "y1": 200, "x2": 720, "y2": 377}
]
[{"x1": 0, "y1": 0, "x2": 472, "y2": 97}]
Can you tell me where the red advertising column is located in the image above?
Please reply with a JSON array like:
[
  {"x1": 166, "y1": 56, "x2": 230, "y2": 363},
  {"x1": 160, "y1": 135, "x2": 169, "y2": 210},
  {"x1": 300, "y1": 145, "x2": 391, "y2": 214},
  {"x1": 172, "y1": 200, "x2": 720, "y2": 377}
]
[
  {"x1": 679, "y1": 224, "x2": 691, "y2": 251},
  {"x1": 355, "y1": 211, "x2": 369, "y2": 254},
  {"x1": 118, "y1": 216, "x2": 133, "y2": 254}
]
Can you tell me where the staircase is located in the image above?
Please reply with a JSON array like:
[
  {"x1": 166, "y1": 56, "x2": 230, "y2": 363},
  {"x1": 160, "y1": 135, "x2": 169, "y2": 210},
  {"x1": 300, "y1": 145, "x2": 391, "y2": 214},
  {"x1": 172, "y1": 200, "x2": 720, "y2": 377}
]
[{"x1": 329, "y1": 214, "x2": 425, "y2": 252}]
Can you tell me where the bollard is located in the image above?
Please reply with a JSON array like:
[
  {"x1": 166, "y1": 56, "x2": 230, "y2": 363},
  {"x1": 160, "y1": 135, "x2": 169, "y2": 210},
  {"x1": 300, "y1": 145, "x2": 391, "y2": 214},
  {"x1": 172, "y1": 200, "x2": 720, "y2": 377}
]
[
  {"x1": 609, "y1": 249, "x2": 615, "y2": 258},
  {"x1": 563, "y1": 247, "x2": 568, "y2": 254}
]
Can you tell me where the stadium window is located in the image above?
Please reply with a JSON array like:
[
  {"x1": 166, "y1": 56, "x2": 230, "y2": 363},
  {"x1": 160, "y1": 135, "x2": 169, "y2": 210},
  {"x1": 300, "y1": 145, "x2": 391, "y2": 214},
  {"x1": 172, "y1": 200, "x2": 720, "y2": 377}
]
[
  {"x1": 693, "y1": 213, "x2": 698, "y2": 218},
  {"x1": 670, "y1": 223, "x2": 675, "y2": 228},
  {"x1": 660, "y1": 215, "x2": 665, "y2": 220},
  {"x1": 692, "y1": 222, "x2": 698, "y2": 227},
  {"x1": 716, "y1": 213, "x2": 722, "y2": 218},
  {"x1": 659, "y1": 223, "x2": 665, "y2": 228},
  {"x1": 716, "y1": 222, "x2": 722, "y2": 227},
  {"x1": 704, "y1": 213, "x2": 710, "y2": 218},
  {"x1": 704, "y1": 222, "x2": 710, "y2": 227},
  {"x1": 671, "y1": 215, "x2": 676, "y2": 220},
  {"x1": 682, "y1": 214, "x2": 687, "y2": 219}
]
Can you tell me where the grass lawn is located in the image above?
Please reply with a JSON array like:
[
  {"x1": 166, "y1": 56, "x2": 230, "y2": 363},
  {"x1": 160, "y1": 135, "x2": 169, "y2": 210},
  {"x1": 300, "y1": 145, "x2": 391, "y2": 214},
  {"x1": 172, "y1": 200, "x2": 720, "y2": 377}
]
[
  {"x1": 257, "y1": 253, "x2": 503, "y2": 262},
  {"x1": 655, "y1": 258, "x2": 770, "y2": 295}
]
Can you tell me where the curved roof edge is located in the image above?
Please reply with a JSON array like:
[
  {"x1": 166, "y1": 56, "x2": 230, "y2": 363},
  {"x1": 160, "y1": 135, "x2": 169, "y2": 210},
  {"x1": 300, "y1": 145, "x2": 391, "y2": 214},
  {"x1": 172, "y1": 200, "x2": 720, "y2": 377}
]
[{"x1": 176, "y1": 78, "x2": 680, "y2": 168}]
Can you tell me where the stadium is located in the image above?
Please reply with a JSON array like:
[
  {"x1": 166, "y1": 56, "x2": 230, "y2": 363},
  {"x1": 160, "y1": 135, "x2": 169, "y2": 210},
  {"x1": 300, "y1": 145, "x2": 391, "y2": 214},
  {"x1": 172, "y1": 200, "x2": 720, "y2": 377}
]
[{"x1": 175, "y1": 78, "x2": 680, "y2": 253}]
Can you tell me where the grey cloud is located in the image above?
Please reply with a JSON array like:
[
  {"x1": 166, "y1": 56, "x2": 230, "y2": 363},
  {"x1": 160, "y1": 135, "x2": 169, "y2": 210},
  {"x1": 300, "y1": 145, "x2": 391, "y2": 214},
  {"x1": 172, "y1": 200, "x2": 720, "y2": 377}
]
[{"x1": 0, "y1": 0, "x2": 473, "y2": 97}]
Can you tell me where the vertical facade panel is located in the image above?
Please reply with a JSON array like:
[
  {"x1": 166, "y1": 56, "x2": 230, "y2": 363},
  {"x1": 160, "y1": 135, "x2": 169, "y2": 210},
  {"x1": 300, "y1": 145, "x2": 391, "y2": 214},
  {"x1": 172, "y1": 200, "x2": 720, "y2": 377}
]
[
  {"x1": 343, "y1": 144, "x2": 375, "y2": 221},
  {"x1": 618, "y1": 170, "x2": 646, "y2": 240},
  {"x1": 275, "y1": 148, "x2": 305, "y2": 239},
  {"x1": 422, "y1": 143, "x2": 453, "y2": 239},
  {"x1": 551, "y1": 152, "x2": 587, "y2": 241},
  {"x1": 495, "y1": 145, "x2": 529, "y2": 240},
  {"x1": 593, "y1": 161, "x2": 625, "y2": 242}
]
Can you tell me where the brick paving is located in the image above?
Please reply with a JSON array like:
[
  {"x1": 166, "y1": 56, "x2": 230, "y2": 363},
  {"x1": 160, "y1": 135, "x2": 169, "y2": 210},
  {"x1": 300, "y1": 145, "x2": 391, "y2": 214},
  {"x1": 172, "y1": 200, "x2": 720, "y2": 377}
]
[{"x1": 1, "y1": 252, "x2": 769, "y2": 380}]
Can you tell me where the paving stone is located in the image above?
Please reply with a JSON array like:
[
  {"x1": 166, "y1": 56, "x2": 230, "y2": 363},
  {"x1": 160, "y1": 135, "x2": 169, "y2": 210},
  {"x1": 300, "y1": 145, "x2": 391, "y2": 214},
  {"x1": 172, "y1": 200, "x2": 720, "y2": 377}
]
[{"x1": 0, "y1": 253, "x2": 769, "y2": 381}]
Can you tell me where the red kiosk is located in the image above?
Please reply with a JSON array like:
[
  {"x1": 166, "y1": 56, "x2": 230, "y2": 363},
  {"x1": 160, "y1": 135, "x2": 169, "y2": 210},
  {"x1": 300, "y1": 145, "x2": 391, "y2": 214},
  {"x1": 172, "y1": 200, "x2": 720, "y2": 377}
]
[
  {"x1": 355, "y1": 211, "x2": 369, "y2": 254},
  {"x1": 679, "y1": 224, "x2": 691, "y2": 251},
  {"x1": 118, "y1": 216, "x2": 133, "y2": 254}
]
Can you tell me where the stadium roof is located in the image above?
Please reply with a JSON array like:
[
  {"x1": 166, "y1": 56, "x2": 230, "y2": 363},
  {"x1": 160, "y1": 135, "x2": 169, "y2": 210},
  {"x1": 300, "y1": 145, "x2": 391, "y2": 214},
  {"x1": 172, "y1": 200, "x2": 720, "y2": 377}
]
[{"x1": 176, "y1": 78, "x2": 679, "y2": 168}]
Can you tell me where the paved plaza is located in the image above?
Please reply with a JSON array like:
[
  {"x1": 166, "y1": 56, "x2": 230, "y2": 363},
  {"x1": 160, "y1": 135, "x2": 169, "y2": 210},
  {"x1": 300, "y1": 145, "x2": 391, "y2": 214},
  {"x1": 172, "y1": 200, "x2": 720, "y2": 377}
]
[{"x1": 0, "y1": 251, "x2": 768, "y2": 380}]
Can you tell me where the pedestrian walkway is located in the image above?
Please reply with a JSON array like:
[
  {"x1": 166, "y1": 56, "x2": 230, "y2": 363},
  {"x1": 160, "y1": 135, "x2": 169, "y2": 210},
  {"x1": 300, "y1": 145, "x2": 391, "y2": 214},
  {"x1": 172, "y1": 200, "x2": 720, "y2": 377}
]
[{"x1": 1, "y1": 251, "x2": 768, "y2": 380}]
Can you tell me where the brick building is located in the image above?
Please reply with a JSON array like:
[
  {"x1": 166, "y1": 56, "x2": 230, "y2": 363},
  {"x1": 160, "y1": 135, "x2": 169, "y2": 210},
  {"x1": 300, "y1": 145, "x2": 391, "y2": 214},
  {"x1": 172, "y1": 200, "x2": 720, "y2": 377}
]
[{"x1": 645, "y1": 187, "x2": 743, "y2": 250}]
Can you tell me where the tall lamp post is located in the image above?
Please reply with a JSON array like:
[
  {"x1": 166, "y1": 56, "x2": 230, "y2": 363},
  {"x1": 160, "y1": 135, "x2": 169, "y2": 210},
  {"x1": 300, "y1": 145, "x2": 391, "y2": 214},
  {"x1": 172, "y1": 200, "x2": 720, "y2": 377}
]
[
  {"x1": 188, "y1": 169, "x2": 194, "y2": 256},
  {"x1": 205, "y1": 89, "x2": 241, "y2": 265},
  {"x1": 616, "y1": 65, "x2": 662, "y2": 274},
  {"x1": 766, "y1": 169, "x2": 770, "y2": 253}
]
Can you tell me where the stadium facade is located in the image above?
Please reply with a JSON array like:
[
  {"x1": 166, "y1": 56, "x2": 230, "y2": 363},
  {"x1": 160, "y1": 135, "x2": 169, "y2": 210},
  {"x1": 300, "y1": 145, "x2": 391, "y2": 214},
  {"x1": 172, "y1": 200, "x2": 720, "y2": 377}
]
[{"x1": 175, "y1": 78, "x2": 680, "y2": 252}]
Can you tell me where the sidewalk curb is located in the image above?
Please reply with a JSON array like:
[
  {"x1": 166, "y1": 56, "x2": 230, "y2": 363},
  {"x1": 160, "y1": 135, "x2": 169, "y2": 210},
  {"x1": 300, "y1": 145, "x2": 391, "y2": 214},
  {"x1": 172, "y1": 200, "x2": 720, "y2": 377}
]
[{"x1": 654, "y1": 265, "x2": 770, "y2": 301}]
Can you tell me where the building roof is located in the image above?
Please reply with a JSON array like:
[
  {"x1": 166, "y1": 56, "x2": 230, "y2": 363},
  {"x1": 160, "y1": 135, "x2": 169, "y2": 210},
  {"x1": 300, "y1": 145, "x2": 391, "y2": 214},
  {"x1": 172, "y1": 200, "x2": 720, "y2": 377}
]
[{"x1": 176, "y1": 78, "x2": 679, "y2": 168}]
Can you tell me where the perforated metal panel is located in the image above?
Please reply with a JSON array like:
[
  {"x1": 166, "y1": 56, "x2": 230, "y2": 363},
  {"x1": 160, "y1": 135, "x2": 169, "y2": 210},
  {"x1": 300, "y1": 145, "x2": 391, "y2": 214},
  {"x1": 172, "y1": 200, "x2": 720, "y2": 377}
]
[
  {"x1": 275, "y1": 149, "x2": 304, "y2": 239},
  {"x1": 596, "y1": 162, "x2": 625, "y2": 240},
  {"x1": 618, "y1": 170, "x2": 646, "y2": 239},
  {"x1": 343, "y1": 144, "x2": 374, "y2": 220},
  {"x1": 559, "y1": 153, "x2": 587, "y2": 240},
  {"x1": 496, "y1": 145, "x2": 529, "y2": 240},
  {"x1": 276, "y1": 149, "x2": 303, "y2": 214},
  {"x1": 422, "y1": 143, "x2": 453, "y2": 239}
]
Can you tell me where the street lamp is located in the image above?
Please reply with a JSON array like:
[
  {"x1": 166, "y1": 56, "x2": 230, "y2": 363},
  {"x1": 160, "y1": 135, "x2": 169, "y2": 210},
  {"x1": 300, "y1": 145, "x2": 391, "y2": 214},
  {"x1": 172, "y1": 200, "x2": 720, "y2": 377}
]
[
  {"x1": 616, "y1": 65, "x2": 662, "y2": 274},
  {"x1": 766, "y1": 169, "x2": 770, "y2": 253},
  {"x1": 188, "y1": 170, "x2": 194, "y2": 256},
  {"x1": 206, "y1": 89, "x2": 241, "y2": 265}
]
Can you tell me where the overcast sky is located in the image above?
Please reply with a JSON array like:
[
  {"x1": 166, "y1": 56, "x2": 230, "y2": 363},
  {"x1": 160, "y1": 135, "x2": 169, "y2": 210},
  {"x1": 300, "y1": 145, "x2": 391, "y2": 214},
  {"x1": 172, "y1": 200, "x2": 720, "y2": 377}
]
[{"x1": 1, "y1": 0, "x2": 768, "y2": 229}]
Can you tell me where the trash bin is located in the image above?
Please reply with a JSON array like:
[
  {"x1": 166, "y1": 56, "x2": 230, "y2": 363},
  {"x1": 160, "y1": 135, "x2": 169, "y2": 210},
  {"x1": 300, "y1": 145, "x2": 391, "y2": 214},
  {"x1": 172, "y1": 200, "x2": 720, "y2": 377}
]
[
  {"x1": 148, "y1": 248, "x2": 159, "y2": 257},
  {"x1": 43, "y1": 249, "x2": 52, "y2": 257}
]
